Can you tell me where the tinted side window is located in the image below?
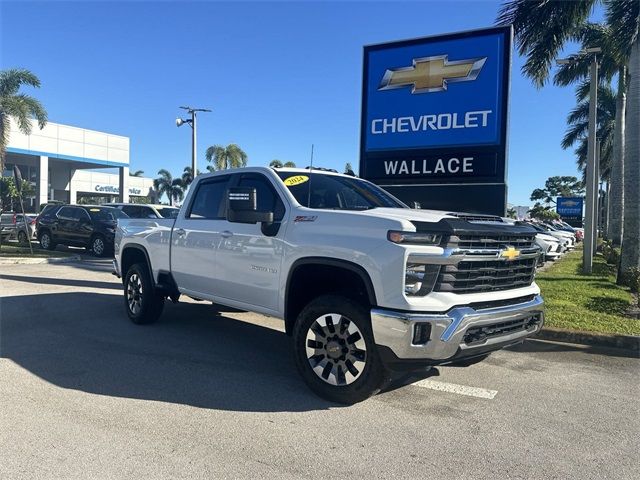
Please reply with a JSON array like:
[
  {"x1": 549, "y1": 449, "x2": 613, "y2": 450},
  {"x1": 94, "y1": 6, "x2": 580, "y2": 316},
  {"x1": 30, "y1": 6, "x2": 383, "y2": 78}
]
[
  {"x1": 121, "y1": 206, "x2": 140, "y2": 217},
  {"x1": 74, "y1": 208, "x2": 90, "y2": 221},
  {"x1": 188, "y1": 177, "x2": 231, "y2": 219},
  {"x1": 57, "y1": 207, "x2": 76, "y2": 220},
  {"x1": 237, "y1": 174, "x2": 285, "y2": 221},
  {"x1": 142, "y1": 207, "x2": 158, "y2": 218}
]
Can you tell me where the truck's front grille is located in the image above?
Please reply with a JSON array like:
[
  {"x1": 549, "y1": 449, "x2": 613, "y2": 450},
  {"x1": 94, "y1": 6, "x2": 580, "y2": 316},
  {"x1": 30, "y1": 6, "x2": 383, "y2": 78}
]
[
  {"x1": 445, "y1": 234, "x2": 536, "y2": 250},
  {"x1": 463, "y1": 314, "x2": 542, "y2": 345},
  {"x1": 434, "y1": 257, "x2": 537, "y2": 293}
]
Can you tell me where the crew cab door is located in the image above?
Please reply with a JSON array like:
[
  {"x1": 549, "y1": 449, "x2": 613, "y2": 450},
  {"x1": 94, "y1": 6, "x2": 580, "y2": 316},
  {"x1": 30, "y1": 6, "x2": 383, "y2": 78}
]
[
  {"x1": 214, "y1": 172, "x2": 287, "y2": 312},
  {"x1": 170, "y1": 174, "x2": 231, "y2": 297}
]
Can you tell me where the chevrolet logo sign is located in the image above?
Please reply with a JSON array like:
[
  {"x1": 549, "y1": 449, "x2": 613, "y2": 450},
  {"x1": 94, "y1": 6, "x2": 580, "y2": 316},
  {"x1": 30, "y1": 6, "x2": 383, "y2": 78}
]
[
  {"x1": 500, "y1": 246, "x2": 521, "y2": 261},
  {"x1": 378, "y1": 55, "x2": 487, "y2": 94}
]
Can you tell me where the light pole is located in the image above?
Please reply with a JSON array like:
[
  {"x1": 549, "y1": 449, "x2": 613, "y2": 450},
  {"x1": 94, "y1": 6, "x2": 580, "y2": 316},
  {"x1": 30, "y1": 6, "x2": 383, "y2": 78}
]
[
  {"x1": 558, "y1": 47, "x2": 601, "y2": 274},
  {"x1": 176, "y1": 106, "x2": 211, "y2": 180}
]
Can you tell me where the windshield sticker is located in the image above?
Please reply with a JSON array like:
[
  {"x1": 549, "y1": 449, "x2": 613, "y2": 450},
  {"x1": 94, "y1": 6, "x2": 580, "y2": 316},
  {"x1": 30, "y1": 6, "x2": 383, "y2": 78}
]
[{"x1": 284, "y1": 175, "x2": 309, "y2": 186}]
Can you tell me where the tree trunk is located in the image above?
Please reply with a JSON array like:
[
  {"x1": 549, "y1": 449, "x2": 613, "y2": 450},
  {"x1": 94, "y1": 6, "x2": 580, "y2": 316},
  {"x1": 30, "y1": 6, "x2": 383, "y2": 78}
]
[
  {"x1": 609, "y1": 67, "x2": 626, "y2": 246},
  {"x1": 619, "y1": 40, "x2": 640, "y2": 281}
]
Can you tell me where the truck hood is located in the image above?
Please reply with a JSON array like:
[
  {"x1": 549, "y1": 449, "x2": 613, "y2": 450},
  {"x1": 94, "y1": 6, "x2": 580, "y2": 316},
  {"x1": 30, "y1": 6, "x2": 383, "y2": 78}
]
[{"x1": 353, "y1": 207, "x2": 456, "y2": 224}]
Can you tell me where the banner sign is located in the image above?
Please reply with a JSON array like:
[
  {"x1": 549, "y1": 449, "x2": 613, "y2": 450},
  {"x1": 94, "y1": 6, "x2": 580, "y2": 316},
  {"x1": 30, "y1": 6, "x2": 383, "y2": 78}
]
[
  {"x1": 556, "y1": 197, "x2": 584, "y2": 217},
  {"x1": 359, "y1": 26, "x2": 512, "y2": 215}
]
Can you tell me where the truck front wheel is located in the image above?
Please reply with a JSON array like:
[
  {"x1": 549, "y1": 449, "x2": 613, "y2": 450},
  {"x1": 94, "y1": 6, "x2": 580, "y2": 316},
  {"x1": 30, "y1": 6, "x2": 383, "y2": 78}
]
[
  {"x1": 124, "y1": 263, "x2": 165, "y2": 324},
  {"x1": 293, "y1": 295, "x2": 389, "y2": 404}
]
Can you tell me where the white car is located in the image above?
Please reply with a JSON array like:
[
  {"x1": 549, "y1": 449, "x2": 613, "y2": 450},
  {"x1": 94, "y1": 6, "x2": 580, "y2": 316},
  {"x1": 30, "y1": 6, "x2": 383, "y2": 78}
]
[
  {"x1": 110, "y1": 203, "x2": 179, "y2": 219},
  {"x1": 535, "y1": 233, "x2": 562, "y2": 261},
  {"x1": 114, "y1": 167, "x2": 545, "y2": 403}
]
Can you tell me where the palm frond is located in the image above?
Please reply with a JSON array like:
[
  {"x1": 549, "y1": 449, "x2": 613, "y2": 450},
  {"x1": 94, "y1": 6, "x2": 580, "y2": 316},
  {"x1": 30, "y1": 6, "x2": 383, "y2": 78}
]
[
  {"x1": 605, "y1": 0, "x2": 640, "y2": 60},
  {"x1": 497, "y1": 0, "x2": 597, "y2": 87},
  {"x1": 0, "y1": 68, "x2": 41, "y2": 97}
]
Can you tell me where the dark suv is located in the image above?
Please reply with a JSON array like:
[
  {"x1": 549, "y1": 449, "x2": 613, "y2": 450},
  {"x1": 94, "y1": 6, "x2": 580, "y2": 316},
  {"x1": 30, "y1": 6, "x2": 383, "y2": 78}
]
[{"x1": 36, "y1": 205, "x2": 128, "y2": 256}]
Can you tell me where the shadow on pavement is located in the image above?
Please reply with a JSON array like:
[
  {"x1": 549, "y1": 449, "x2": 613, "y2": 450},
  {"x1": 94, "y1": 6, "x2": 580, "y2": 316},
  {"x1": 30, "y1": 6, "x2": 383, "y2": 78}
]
[
  {"x1": 1, "y1": 274, "x2": 121, "y2": 291},
  {"x1": 507, "y1": 338, "x2": 640, "y2": 360},
  {"x1": 0, "y1": 291, "x2": 338, "y2": 412}
]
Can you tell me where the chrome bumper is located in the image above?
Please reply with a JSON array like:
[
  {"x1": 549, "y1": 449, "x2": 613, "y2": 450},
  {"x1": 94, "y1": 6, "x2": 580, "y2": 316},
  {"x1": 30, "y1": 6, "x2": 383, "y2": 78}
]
[{"x1": 371, "y1": 295, "x2": 544, "y2": 360}]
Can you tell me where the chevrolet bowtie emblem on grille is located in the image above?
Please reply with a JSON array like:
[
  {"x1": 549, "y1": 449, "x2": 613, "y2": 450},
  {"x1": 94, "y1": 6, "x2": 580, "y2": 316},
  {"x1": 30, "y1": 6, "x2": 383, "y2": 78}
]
[
  {"x1": 500, "y1": 246, "x2": 521, "y2": 261},
  {"x1": 378, "y1": 55, "x2": 487, "y2": 94}
]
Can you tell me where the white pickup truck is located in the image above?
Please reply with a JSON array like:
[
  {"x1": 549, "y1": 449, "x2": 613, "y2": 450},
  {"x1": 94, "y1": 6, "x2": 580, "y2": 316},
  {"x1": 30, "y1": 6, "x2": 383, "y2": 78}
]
[{"x1": 114, "y1": 167, "x2": 544, "y2": 403}]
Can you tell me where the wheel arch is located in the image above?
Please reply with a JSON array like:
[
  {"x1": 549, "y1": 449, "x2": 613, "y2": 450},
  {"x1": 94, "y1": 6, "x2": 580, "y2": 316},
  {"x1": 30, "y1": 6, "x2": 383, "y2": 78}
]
[
  {"x1": 121, "y1": 244, "x2": 155, "y2": 287},
  {"x1": 284, "y1": 257, "x2": 377, "y2": 336}
]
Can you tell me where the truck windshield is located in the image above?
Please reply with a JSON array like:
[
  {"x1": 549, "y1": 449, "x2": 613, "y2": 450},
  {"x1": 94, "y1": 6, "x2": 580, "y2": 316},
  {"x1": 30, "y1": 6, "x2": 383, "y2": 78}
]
[{"x1": 276, "y1": 172, "x2": 407, "y2": 210}]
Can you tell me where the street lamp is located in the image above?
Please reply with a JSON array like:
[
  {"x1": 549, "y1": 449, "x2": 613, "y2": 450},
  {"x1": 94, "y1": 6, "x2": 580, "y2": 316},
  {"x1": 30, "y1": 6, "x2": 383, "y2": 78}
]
[
  {"x1": 176, "y1": 106, "x2": 211, "y2": 179},
  {"x1": 557, "y1": 47, "x2": 601, "y2": 274}
]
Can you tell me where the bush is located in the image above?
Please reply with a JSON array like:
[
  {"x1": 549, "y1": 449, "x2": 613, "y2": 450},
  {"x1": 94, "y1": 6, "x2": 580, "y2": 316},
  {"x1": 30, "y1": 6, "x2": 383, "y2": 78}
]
[
  {"x1": 600, "y1": 240, "x2": 621, "y2": 266},
  {"x1": 622, "y1": 268, "x2": 640, "y2": 294}
]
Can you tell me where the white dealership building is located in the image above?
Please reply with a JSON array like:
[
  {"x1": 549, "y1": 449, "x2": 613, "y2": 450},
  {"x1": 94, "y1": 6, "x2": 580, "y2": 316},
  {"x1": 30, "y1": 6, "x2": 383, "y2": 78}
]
[{"x1": 2, "y1": 118, "x2": 155, "y2": 212}]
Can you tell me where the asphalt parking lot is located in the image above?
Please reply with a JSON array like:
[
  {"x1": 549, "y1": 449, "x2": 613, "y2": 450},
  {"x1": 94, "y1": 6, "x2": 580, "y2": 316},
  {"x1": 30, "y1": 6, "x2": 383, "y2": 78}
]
[{"x1": 1, "y1": 257, "x2": 639, "y2": 479}]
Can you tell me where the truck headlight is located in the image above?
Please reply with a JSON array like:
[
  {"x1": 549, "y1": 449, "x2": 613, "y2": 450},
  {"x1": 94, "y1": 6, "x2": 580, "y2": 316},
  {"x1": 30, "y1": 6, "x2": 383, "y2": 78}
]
[
  {"x1": 388, "y1": 231, "x2": 441, "y2": 245},
  {"x1": 405, "y1": 263, "x2": 440, "y2": 296}
]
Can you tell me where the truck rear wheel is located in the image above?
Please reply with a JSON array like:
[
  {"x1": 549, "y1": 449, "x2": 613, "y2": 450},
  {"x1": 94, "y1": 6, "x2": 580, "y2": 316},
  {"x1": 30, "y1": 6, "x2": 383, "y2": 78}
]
[
  {"x1": 292, "y1": 295, "x2": 389, "y2": 404},
  {"x1": 124, "y1": 263, "x2": 165, "y2": 324}
]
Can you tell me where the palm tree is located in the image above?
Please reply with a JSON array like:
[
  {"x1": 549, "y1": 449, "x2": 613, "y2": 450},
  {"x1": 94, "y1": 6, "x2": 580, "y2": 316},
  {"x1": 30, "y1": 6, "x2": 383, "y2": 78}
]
[
  {"x1": 129, "y1": 170, "x2": 144, "y2": 177},
  {"x1": 608, "y1": 0, "x2": 640, "y2": 278},
  {"x1": 181, "y1": 166, "x2": 201, "y2": 187},
  {"x1": 205, "y1": 144, "x2": 247, "y2": 171},
  {"x1": 153, "y1": 169, "x2": 184, "y2": 206},
  {"x1": 270, "y1": 160, "x2": 297, "y2": 168},
  {"x1": 0, "y1": 68, "x2": 48, "y2": 173},
  {"x1": 554, "y1": 23, "x2": 627, "y2": 246},
  {"x1": 497, "y1": 0, "x2": 639, "y2": 275},
  {"x1": 562, "y1": 83, "x2": 617, "y2": 179}
]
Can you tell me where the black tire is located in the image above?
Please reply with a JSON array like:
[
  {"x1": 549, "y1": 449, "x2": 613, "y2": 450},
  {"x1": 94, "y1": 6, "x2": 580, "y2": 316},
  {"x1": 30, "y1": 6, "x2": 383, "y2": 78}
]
[
  {"x1": 448, "y1": 353, "x2": 490, "y2": 367},
  {"x1": 123, "y1": 263, "x2": 165, "y2": 324},
  {"x1": 90, "y1": 234, "x2": 107, "y2": 257},
  {"x1": 17, "y1": 230, "x2": 28, "y2": 244},
  {"x1": 292, "y1": 295, "x2": 389, "y2": 404},
  {"x1": 38, "y1": 230, "x2": 56, "y2": 250}
]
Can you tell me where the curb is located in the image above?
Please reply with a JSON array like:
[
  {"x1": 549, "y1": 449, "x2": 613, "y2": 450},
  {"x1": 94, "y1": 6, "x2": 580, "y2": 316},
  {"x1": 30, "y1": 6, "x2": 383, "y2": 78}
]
[
  {"x1": 0, "y1": 255, "x2": 82, "y2": 265},
  {"x1": 537, "y1": 327, "x2": 640, "y2": 352}
]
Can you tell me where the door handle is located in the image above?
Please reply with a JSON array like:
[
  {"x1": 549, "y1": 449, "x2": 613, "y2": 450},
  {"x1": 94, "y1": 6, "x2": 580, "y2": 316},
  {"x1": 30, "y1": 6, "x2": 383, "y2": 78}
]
[
  {"x1": 221, "y1": 230, "x2": 233, "y2": 238},
  {"x1": 175, "y1": 228, "x2": 186, "y2": 236}
]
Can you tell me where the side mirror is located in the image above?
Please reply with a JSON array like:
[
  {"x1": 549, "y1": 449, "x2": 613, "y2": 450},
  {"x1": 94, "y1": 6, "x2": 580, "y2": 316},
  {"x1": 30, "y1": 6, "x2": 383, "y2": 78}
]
[{"x1": 227, "y1": 187, "x2": 274, "y2": 224}]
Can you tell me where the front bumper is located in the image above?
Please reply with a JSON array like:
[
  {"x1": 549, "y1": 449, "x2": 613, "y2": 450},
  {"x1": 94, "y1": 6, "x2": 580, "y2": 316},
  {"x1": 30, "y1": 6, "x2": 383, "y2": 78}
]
[{"x1": 371, "y1": 295, "x2": 544, "y2": 362}]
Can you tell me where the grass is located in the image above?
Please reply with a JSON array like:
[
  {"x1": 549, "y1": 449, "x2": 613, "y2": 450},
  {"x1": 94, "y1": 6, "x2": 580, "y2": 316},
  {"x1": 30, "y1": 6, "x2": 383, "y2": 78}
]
[
  {"x1": 536, "y1": 248, "x2": 640, "y2": 336},
  {"x1": 0, "y1": 243, "x2": 75, "y2": 258}
]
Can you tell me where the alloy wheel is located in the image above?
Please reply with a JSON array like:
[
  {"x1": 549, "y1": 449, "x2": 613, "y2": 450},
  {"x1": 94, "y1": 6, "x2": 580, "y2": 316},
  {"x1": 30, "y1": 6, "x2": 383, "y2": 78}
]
[
  {"x1": 305, "y1": 313, "x2": 367, "y2": 386},
  {"x1": 126, "y1": 273, "x2": 143, "y2": 315},
  {"x1": 93, "y1": 237, "x2": 105, "y2": 256},
  {"x1": 40, "y1": 233, "x2": 50, "y2": 249}
]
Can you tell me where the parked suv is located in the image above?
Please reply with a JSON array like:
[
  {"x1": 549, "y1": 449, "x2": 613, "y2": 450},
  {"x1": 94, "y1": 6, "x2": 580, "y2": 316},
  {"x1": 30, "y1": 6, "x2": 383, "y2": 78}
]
[
  {"x1": 110, "y1": 203, "x2": 179, "y2": 219},
  {"x1": 37, "y1": 205, "x2": 128, "y2": 256}
]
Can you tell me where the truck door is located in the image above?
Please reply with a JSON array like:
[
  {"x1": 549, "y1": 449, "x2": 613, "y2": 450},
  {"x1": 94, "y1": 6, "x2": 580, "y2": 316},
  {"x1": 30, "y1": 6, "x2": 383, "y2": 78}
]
[
  {"x1": 170, "y1": 174, "x2": 231, "y2": 297},
  {"x1": 214, "y1": 172, "x2": 287, "y2": 312}
]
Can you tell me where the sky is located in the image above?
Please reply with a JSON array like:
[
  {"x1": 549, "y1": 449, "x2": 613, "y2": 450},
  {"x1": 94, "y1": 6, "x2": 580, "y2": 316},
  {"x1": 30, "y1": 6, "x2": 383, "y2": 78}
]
[{"x1": 1, "y1": 0, "x2": 597, "y2": 206}]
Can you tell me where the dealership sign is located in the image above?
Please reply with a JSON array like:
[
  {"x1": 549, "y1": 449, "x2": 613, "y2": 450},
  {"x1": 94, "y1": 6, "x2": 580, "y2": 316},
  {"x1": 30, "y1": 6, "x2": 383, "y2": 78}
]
[
  {"x1": 359, "y1": 27, "x2": 512, "y2": 215},
  {"x1": 557, "y1": 197, "x2": 584, "y2": 217},
  {"x1": 94, "y1": 184, "x2": 142, "y2": 196}
]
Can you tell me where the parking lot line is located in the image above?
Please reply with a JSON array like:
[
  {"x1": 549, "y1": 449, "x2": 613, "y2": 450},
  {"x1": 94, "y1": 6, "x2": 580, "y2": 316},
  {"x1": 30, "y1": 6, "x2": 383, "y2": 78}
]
[{"x1": 412, "y1": 379, "x2": 498, "y2": 399}]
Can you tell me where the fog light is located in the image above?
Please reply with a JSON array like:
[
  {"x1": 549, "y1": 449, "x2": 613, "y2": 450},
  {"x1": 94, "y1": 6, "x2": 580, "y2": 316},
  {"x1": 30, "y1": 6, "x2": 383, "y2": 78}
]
[{"x1": 412, "y1": 323, "x2": 431, "y2": 345}]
